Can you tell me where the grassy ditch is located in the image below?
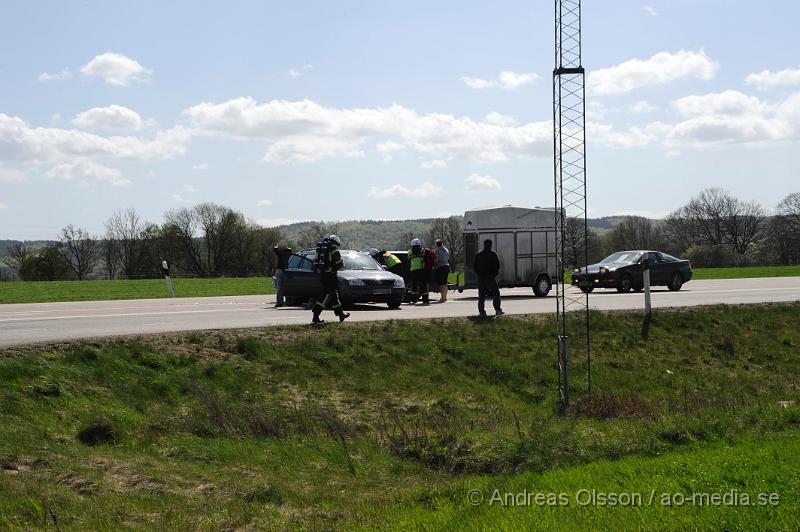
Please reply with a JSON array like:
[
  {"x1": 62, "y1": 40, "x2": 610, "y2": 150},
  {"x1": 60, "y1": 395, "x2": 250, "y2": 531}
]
[{"x1": 0, "y1": 303, "x2": 799, "y2": 529}]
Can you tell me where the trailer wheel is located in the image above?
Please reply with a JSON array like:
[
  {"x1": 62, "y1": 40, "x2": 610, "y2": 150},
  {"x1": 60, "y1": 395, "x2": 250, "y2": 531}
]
[{"x1": 533, "y1": 275, "x2": 552, "y2": 297}]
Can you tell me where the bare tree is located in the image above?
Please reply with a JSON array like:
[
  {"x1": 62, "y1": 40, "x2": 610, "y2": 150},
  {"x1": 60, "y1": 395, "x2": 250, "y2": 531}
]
[
  {"x1": 767, "y1": 192, "x2": 800, "y2": 265},
  {"x1": 604, "y1": 216, "x2": 663, "y2": 252},
  {"x1": 5, "y1": 243, "x2": 33, "y2": 271},
  {"x1": 720, "y1": 197, "x2": 766, "y2": 261},
  {"x1": 163, "y1": 207, "x2": 204, "y2": 274},
  {"x1": 104, "y1": 208, "x2": 147, "y2": 278},
  {"x1": 563, "y1": 216, "x2": 602, "y2": 269},
  {"x1": 666, "y1": 188, "x2": 729, "y2": 249},
  {"x1": 297, "y1": 222, "x2": 340, "y2": 250},
  {"x1": 60, "y1": 225, "x2": 100, "y2": 280},
  {"x1": 101, "y1": 238, "x2": 120, "y2": 279}
]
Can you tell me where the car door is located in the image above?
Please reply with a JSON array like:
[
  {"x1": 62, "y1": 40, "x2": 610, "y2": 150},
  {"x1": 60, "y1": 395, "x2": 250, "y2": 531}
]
[
  {"x1": 647, "y1": 252, "x2": 667, "y2": 284},
  {"x1": 281, "y1": 254, "x2": 316, "y2": 297}
]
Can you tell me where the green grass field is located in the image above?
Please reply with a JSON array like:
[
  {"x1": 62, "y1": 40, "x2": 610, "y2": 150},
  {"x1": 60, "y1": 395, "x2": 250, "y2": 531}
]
[
  {"x1": 692, "y1": 265, "x2": 800, "y2": 280},
  {"x1": 1, "y1": 266, "x2": 798, "y2": 305},
  {"x1": 0, "y1": 277, "x2": 275, "y2": 304},
  {"x1": 1, "y1": 303, "x2": 799, "y2": 529}
]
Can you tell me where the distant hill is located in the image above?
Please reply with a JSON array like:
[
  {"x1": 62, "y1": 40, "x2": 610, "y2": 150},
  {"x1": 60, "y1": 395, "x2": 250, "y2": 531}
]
[{"x1": 273, "y1": 215, "x2": 643, "y2": 251}]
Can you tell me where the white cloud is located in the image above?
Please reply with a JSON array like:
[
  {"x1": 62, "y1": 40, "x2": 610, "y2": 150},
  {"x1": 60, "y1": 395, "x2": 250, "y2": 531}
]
[
  {"x1": 192, "y1": 162, "x2": 211, "y2": 171},
  {"x1": 465, "y1": 174, "x2": 501, "y2": 192},
  {"x1": 257, "y1": 199, "x2": 273, "y2": 207},
  {"x1": 592, "y1": 90, "x2": 800, "y2": 151},
  {"x1": 38, "y1": 68, "x2": 72, "y2": 82},
  {"x1": 376, "y1": 140, "x2": 405, "y2": 161},
  {"x1": 0, "y1": 200, "x2": 6, "y2": 210},
  {"x1": 72, "y1": 105, "x2": 143, "y2": 132},
  {"x1": 460, "y1": 76, "x2": 495, "y2": 89},
  {"x1": 289, "y1": 64, "x2": 313, "y2": 79},
  {"x1": 0, "y1": 168, "x2": 27, "y2": 183},
  {"x1": 184, "y1": 97, "x2": 552, "y2": 163},
  {"x1": 368, "y1": 181, "x2": 444, "y2": 199},
  {"x1": 588, "y1": 50, "x2": 718, "y2": 95},
  {"x1": 485, "y1": 112, "x2": 517, "y2": 126},
  {"x1": 498, "y1": 71, "x2": 539, "y2": 89},
  {"x1": 641, "y1": 5, "x2": 658, "y2": 16},
  {"x1": 421, "y1": 159, "x2": 447, "y2": 169},
  {"x1": 183, "y1": 184, "x2": 198, "y2": 193},
  {"x1": 172, "y1": 194, "x2": 194, "y2": 204},
  {"x1": 45, "y1": 159, "x2": 130, "y2": 187},
  {"x1": 461, "y1": 71, "x2": 539, "y2": 90},
  {"x1": 672, "y1": 90, "x2": 768, "y2": 117},
  {"x1": 0, "y1": 113, "x2": 190, "y2": 164},
  {"x1": 80, "y1": 52, "x2": 152, "y2": 86},
  {"x1": 745, "y1": 68, "x2": 800, "y2": 91},
  {"x1": 630, "y1": 100, "x2": 658, "y2": 113}
]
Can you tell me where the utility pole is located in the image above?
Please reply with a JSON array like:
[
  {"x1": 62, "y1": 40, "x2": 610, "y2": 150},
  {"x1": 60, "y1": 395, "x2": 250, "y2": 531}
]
[{"x1": 553, "y1": 0, "x2": 590, "y2": 409}]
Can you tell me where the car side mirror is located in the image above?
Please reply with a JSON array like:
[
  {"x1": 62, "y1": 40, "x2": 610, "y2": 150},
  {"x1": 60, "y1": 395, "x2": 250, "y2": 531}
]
[{"x1": 381, "y1": 265, "x2": 387, "y2": 270}]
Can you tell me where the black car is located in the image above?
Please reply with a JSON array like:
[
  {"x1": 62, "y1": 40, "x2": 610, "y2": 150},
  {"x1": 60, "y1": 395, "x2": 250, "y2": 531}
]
[
  {"x1": 571, "y1": 250, "x2": 692, "y2": 293},
  {"x1": 277, "y1": 249, "x2": 406, "y2": 308}
]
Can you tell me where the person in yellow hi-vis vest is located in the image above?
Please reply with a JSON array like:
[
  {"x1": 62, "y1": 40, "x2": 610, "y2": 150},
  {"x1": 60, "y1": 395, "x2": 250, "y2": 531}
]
[
  {"x1": 408, "y1": 238, "x2": 430, "y2": 305},
  {"x1": 369, "y1": 248, "x2": 403, "y2": 277},
  {"x1": 312, "y1": 235, "x2": 350, "y2": 324}
]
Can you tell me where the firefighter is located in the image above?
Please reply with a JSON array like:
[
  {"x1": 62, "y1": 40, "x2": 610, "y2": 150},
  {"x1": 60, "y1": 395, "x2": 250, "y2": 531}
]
[
  {"x1": 408, "y1": 238, "x2": 430, "y2": 305},
  {"x1": 369, "y1": 248, "x2": 403, "y2": 277},
  {"x1": 312, "y1": 235, "x2": 350, "y2": 324}
]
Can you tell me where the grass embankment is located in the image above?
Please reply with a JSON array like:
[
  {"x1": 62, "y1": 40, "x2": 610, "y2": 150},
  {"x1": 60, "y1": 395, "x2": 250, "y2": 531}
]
[
  {"x1": 692, "y1": 265, "x2": 800, "y2": 280},
  {"x1": 1, "y1": 303, "x2": 799, "y2": 529},
  {"x1": 0, "y1": 277, "x2": 274, "y2": 304}
]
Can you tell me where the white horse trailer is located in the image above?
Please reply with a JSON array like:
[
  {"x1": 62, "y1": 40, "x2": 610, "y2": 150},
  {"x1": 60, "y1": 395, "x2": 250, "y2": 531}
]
[{"x1": 461, "y1": 205, "x2": 559, "y2": 297}]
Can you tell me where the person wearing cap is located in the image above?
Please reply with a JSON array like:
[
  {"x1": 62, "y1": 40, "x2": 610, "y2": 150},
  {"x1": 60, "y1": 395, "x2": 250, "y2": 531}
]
[
  {"x1": 272, "y1": 240, "x2": 292, "y2": 307},
  {"x1": 311, "y1": 235, "x2": 350, "y2": 324},
  {"x1": 408, "y1": 238, "x2": 430, "y2": 305},
  {"x1": 472, "y1": 238, "x2": 504, "y2": 317}
]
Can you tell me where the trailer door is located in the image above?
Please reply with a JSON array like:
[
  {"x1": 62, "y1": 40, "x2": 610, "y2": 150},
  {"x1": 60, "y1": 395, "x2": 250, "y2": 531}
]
[{"x1": 463, "y1": 233, "x2": 477, "y2": 286}]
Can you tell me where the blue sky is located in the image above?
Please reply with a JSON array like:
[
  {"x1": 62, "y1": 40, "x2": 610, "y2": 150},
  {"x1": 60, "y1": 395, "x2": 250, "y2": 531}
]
[{"x1": 1, "y1": 0, "x2": 799, "y2": 239}]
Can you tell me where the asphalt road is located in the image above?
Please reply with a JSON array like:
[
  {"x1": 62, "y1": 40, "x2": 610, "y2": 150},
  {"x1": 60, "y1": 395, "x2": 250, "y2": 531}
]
[{"x1": 1, "y1": 277, "x2": 798, "y2": 347}]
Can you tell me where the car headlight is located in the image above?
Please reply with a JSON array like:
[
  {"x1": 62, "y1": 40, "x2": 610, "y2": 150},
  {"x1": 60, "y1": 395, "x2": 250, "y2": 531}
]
[
  {"x1": 393, "y1": 277, "x2": 405, "y2": 288},
  {"x1": 347, "y1": 278, "x2": 365, "y2": 286},
  {"x1": 573, "y1": 268, "x2": 581, "y2": 273}
]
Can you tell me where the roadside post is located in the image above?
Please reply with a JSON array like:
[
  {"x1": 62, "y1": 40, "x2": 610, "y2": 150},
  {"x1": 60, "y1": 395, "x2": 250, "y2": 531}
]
[
  {"x1": 161, "y1": 260, "x2": 175, "y2": 298},
  {"x1": 641, "y1": 257, "x2": 651, "y2": 339}
]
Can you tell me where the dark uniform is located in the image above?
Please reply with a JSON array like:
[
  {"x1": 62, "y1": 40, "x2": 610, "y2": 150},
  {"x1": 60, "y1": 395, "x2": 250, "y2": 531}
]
[{"x1": 312, "y1": 244, "x2": 350, "y2": 324}]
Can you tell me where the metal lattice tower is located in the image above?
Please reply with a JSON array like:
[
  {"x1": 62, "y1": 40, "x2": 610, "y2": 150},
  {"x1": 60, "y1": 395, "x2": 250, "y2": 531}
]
[{"x1": 553, "y1": 0, "x2": 590, "y2": 408}]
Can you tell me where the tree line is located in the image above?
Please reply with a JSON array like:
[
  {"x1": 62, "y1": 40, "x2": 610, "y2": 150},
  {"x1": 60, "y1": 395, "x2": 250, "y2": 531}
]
[
  {"x1": 2, "y1": 204, "x2": 467, "y2": 281},
  {"x1": 563, "y1": 189, "x2": 800, "y2": 269}
]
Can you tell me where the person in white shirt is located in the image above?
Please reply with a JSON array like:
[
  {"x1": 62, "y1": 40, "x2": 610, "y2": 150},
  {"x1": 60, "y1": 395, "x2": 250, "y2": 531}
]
[{"x1": 433, "y1": 239, "x2": 450, "y2": 302}]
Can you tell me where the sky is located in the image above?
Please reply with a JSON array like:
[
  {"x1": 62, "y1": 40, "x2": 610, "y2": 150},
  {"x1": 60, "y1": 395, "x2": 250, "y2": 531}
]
[{"x1": 1, "y1": 0, "x2": 799, "y2": 240}]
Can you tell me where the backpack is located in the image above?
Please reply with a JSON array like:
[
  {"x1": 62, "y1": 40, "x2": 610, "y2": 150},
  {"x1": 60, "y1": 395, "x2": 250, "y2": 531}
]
[
  {"x1": 313, "y1": 238, "x2": 331, "y2": 273},
  {"x1": 423, "y1": 248, "x2": 437, "y2": 271}
]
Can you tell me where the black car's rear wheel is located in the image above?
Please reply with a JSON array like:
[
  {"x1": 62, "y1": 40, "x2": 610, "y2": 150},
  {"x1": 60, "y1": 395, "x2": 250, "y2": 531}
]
[
  {"x1": 579, "y1": 286, "x2": 594, "y2": 294},
  {"x1": 668, "y1": 272, "x2": 684, "y2": 291},
  {"x1": 617, "y1": 275, "x2": 633, "y2": 293}
]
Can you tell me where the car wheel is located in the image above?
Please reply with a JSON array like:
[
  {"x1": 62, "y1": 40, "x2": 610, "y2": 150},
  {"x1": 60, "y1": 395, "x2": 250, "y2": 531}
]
[
  {"x1": 617, "y1": 275, "x2": 633, "y2": 293},
  {"x1": 668, "y1": 272, "x2": 684, "y2": 291},
  {"x1": 533, "y1": 275, "x2": 552, "y2": 297},
  {"x1": 387, "y1": 296, "x2": 402, "y2": 309},
  {"x1": 579, "y1": 286, "x2": 594, "y2": 294}
]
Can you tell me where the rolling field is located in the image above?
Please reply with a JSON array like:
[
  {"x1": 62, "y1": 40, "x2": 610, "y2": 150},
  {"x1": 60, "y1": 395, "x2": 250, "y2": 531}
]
[{"x1": 1, "y1": 303, "x2": 799, "y2": 529}]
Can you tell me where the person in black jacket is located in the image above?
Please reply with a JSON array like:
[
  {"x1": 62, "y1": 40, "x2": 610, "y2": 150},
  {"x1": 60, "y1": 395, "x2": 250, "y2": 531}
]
[
  {"x1": 472, "y1": 239, "x2": 504, "y2": 317},
  {"x1": 273, "y1": 241, "x2": 293, "y2": 307}
]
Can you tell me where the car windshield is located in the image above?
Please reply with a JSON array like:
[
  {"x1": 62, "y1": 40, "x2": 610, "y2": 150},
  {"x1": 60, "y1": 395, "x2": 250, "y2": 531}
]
[
  {"x1": 600, "y1": 251, "x2": 642, "y2": 264},
  {"x1": 342, "y1": 253, "x2": 382, "y2": 271}
]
